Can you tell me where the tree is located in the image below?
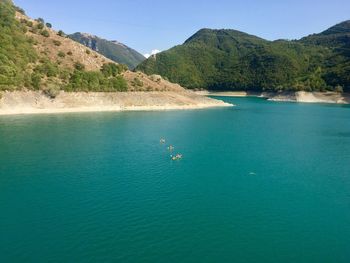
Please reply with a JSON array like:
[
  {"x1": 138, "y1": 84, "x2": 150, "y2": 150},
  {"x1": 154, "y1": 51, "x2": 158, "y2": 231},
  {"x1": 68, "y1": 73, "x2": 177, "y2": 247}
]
[
  {"x1": 14, "y1": 6, "x2": 25, "y2": 14},
  {"x1": 57, "y1": 30, "x2": 65, "y2": 37},
  {"x1": 74, "y1": 62, "x2": 85, "y2": 71},
  {"x1": 101, "y1": 63, "x2": 125, "y2": 77},
  {"x1": 41, "y1": 30, "x2": 49, "y2": 37},
  {"x1": 36, "y1": 23, "x2": 44, "y2": 30},
  {"x1": 31, "y1": 73, "x2": 41, "y2": 90},
  {"x1": 335, "y1": 85, "x2": 343, "y2": 93},
  {"x1": 36, "y1": 17, "x2": 44, "y2": 24},
  {"x1": 57, "y1": 51, "x2": 65, "y2": 58}
]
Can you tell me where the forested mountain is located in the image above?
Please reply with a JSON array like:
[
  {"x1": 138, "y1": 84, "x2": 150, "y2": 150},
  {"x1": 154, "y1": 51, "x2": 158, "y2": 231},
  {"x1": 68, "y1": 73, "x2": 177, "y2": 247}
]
[
  {"x1": 69, "y1": 33, "x2": 145, "y2": 69},
  {"x1": 300, "y1": 21, "x2": 350, "y2": 89},
  {"x1": 137, "y1": 22, "x2": 350, "y2": 92}
]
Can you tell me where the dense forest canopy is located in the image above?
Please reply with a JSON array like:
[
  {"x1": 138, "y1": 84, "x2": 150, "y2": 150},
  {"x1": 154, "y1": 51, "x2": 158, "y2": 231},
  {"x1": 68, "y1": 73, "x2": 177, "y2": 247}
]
[{"x1": 137, "y1": 22, "x2": 350, "y2": 92}]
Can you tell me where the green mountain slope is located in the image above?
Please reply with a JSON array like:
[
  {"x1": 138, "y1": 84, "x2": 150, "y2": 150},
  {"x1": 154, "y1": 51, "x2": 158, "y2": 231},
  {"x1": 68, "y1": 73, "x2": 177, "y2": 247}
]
[
  {"x1": 69, "y1": 33, "x2": 145, "y2": 69},
  {"x1": 137, "y1": 23, "x2": 350, "y2": 92},
  {"x1": 0, "y1": 0, "x2": 37, "y2": 88},
  {"x1": 300, "y1": 21, "x2": 350, "y2": 89}
]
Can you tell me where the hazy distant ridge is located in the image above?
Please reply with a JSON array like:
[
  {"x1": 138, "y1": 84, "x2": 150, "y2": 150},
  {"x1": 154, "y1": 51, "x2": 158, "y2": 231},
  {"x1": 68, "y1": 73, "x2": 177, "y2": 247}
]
[{"x1": 69, "y1": 32, "x2": 145, "y2": 69}]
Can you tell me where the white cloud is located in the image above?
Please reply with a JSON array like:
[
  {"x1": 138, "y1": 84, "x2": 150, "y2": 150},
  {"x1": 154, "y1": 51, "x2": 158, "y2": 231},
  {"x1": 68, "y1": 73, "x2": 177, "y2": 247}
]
[{"x1": 144, "y1": 49, "x2": 161, "y2": 58}]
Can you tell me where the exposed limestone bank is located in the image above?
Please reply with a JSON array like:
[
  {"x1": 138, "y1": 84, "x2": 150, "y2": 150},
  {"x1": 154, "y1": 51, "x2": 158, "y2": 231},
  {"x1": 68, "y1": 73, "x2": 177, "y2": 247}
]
[
  {"x1": 0, "y1": 91, "x2": 232, "y2": 115},
  {"x1": 265, "y1": 91, "x2": 350, "y2": 104},
  {"x1": 197, "y1": 91, "x2": 350, "y2": 104}
]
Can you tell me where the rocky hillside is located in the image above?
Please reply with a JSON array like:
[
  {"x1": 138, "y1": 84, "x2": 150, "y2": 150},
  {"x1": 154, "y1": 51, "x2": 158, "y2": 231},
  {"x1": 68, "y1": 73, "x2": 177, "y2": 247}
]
[
  {"x1": 137, "y1": 22, "x2": 350, "y2": 92},
  {"x1": 0, "y1": 1, "x2": 182, "y2": 93},
  {"x1": 69, "y1": 32, "x2": 145, "y2": 69}
]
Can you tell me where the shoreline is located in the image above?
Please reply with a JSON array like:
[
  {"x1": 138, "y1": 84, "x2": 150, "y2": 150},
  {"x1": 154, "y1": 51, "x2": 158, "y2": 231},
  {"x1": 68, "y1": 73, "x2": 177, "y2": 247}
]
[
  {"x1": 0, "y1": 91, "x2": 233, "y2": 116},
  {"x1": 196, "y1": 91, "x2": 350, "y2": 104}
]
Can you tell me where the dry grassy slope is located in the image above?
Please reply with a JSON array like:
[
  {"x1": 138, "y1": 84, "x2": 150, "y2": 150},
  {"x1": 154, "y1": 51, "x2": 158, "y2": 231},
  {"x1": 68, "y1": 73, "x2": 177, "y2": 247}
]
[
  {"x1": 16, "y1": 12, "x2": 113, "y2": 71},
  {"x1": 15, "y1": 12, "x2": 186, "y2": 92}
]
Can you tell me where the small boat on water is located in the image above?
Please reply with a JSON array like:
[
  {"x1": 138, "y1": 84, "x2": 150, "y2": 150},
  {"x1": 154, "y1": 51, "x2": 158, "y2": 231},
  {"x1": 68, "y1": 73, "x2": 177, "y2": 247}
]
[{"x1": 171, "y1": 154, "x2": 182, "y2": 160}]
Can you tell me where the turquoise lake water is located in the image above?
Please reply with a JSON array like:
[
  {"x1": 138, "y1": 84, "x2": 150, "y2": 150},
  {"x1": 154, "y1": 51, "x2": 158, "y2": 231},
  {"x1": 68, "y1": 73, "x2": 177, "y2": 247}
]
[{"x1": 1, "y1": 97, "x2": 350, "y2": 262}]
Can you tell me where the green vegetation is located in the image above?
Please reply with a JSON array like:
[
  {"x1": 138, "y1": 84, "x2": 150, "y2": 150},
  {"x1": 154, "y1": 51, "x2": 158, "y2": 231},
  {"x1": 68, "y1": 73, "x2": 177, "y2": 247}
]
[
  {"x1": 137, "y1": 23, "x2": 350, "y2": 92},
  {"x1": 14, "y1": 5, "x2": 25, "y2": 14},
  {"x1": 0, "y1": 0, "x2": 37, "y2": 90},
  {"x1": 66, "y1": 62, "x2": 128, "y2": 92},
  {"x1": 36, "y1": 22, "x2": 44, "y2": 30},
  {"x1": 69, "y1": 32, "x2": 145, "y2": 69},
  {"x1": 36, "y1": 18, "x2": 44, "y2": 24},
  {"x1": 40, "y1": 29, "x2": 50, "y2": 37},
  {"x1": 74, "y1": 62, "x2": 85, "y2": 71},
  {"x1": 66, "y1": 71, "x2": 127, "y2": 92},
  {"x1": 53, "y1": 40, "x2": 61, "y2": 46},
  {"x1": 101, "y1": 63, "x2": 128, "y2": 77},
  {"x1": 57, "y1": 30, "x2": 65, "y2": 37},
  {"x1": 43, "y1": 83, "x2": 60, "y2": 98},
  {"x1": 57, "y1": 51, "x2": 65, "y2": 58},
  {"x1": 131, "y1": 77, "x2": 144, "y2": 88}
]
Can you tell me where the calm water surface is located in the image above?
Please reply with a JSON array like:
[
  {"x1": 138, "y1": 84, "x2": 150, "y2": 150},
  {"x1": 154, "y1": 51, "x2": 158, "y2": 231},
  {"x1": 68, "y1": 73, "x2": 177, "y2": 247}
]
[{"x1": 1, "y1": 97, "x2": 350, "y2": 262}]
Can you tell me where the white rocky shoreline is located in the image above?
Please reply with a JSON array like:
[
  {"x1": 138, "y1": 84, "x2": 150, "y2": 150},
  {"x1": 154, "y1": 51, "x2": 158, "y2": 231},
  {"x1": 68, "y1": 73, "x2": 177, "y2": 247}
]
[
  {"x1": 0, "y1": 91, "x2": 232, "y2": 116},
  {"x1": 197, "y1": 91, "x2": 350, "y2": 104}
]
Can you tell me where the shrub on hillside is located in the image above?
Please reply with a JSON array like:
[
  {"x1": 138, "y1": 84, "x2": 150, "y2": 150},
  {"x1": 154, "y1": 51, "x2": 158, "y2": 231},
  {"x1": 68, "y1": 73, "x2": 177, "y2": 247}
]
[
  {"x1": 74, "y1": 62, "x2": 85, "y2": 71},
  {"x1": 41, "y1": 30, "x2": 50, "y2": 37},
  {"x1": 57, "y1": 30, "x2": 65, "y2": 37},
  {"x1": 14, "y1": 6, "x2": 25, "y2": 14},
  {"x1": 36, "y1": 18, "x2": 44, "y2": 24},
  {"x1": 57, "y1": 51, "x2": 65, "y2": 58},
  {"x1": 131, "y1": 77, "x2": 143, "y2": 87},
  {"x1": 43, "y1": 84, "x2": 60, "y2": 99},
  {"x1": 101, "y1": 63, "x2": 126, "y2": 77},
  {"x1": 31, "y1": 73, "x2": 42, "y2": 90},
  {"x1": 34, "y1": 60, "x2": 59, "y2": 77},
  {"x1": 26, "y1": 20, "x2": 33, "y2": 27},
  {"x1": 335, "y1": 85, "x2": 344, "y2": 93},
  {"x1": 53, "y1": 40, "x2": 61, "y2": 46},
  {"x1": 36, "y1": 23, "x2": 44, "y2": 30},
  {"x1": 66, "y1": 70, "x2": 128, "y2": 92}
]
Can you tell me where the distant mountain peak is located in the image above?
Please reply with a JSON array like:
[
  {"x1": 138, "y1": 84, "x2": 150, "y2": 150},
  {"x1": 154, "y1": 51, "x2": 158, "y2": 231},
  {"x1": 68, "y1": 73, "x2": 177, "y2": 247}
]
[
  {"x1": 320, "y1": 20, "x2": 350, "y2": 35},
  {"x1": 184, "y1": 28, "x2": 266, "y2": 45},
  {"x1": 81, "y1": 32, "x2": 97, "y2": 39},
  {"x1": 69, "y1": 32, "x2": 145, "y2": 69}
]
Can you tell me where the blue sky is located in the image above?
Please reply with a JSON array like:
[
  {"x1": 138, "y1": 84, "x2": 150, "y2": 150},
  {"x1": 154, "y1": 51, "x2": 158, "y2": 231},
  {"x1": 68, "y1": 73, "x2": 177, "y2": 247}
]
[{"x1": 14, "y1": 0, "x2": 350, "y2": 56}]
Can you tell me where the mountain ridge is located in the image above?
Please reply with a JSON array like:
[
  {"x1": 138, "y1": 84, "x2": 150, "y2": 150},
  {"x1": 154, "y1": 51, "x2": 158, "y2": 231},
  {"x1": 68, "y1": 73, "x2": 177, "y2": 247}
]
[
  {"x1": 137, "y1": 22, "x2": 350, "y2": 92},
  {"x1": 69, "y1": 32, "x2": 145, "y2": 69}
]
